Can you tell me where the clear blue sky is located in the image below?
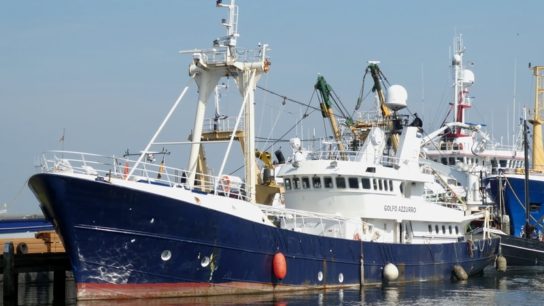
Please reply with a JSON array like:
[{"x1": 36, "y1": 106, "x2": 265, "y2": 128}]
[{"x1": 1, "y1": 0, "x2": 543, "y2": 215}]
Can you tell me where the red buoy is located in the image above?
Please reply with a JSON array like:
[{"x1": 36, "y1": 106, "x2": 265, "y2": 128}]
[{"x1": 273, "y1": 252, "x2": 287, "y2": 280}]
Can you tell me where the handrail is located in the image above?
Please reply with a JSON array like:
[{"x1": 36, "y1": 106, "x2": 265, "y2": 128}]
[{"x1": 39, "y1": 151, "x2": 251, "y2": 201}]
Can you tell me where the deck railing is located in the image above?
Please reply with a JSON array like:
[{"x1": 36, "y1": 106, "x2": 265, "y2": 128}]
[{"x1": 39, "y1": 151, "x2": 250, "y2": 201}]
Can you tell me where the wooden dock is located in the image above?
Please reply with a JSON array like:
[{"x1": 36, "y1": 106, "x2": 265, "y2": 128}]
[{"x1": 0, "y1": 231, "x2": 70, "y2": 304}]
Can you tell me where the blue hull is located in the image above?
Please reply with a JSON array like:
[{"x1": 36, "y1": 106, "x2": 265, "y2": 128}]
[
  {"x1": 0, "y1": 218, "x2": 53, "y2": 235},
  {"x1": 29, "y1": 173, "x2": 499, "y2": 300},
  {"x1": 486, "y1": 175, "x2": 544, "y2": 266},
  {"x1": 486, "y1": 176, "x2": 544, "y2": 237}
]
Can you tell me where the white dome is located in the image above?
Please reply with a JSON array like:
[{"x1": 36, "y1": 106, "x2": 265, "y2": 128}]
[
  {"x1": 386, "y1": 85, "x2": 408, "y2": 111},
  {"x1": 463, "y1": 69, "x2": 475, "y2": 86}
]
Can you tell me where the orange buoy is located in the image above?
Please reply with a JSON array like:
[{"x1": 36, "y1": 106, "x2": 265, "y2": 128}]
[{"x1": 273, "y1": 252, "x2": 287, "y2": 280}]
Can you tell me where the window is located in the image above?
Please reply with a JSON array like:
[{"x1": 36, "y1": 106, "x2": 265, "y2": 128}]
[
  {"x1": 449, "y1": 225, "x2": 452, "y2": 234},
  {"x1": 324, "y1": 177, "x2": 333, "y2": 189},
  {"x1": 442, "y1": 225, "x2": 446, "y2": 234},
  {"x1": 373, "y1": 179, "x2": 377, "y2": 190},
  {"x1": 428, "y1": 225, "x2": 432, "y2": 234},
  {"x1": 362, "y1": 178, "x2": 371, "y2": 189},
  {"x1": 312, "y1": 176, "x2": 321, "y2": 189},
  {"x1": 336, "y1": 177, "x2": 346, "y2": 189},
  {"x1": 284, "y1": 178, "x2": 292, "y2": 190},
  {"x1": 455, "y1": 226, "x2": 459, "y2": 234},
  {"x1": 448, "y1": 157, "x2": 455, "y2": 165},
  {"x1": 435, "y1": 225, "x2": 439, "y2": 234},
  {"x1": 378, "y1": 180, "x2": 383, "y2": 191},
  {"x1": 389, "y1": 180, "x2": 394, "y2": 191},
  {"x1": 348, "y1": 177, "x2": 359, "y2": 189},
  {"x1": 293, "y1": 177, "x2": 300, "y2": 189},
  {"x1": 441, "y1": 157, "x2": 447, "y2": 165},
  {"x1": 302, "y1": 177, "x2": 310, "y2": 189}
]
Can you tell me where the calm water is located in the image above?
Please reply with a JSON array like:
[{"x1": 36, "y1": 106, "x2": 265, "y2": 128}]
[{"x1": 5, "y1": 267, "x2": 544, "y2": 306}]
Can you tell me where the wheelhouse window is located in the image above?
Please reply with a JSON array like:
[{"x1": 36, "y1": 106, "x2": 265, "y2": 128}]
[
  {"x1": 389, "y1": 180, "x2": 394, "y2": 191},
  {"x1": 348, "y1": 177, "x2": 359, "y2": 189},
  {"x1": 324, "y1": 177, "x2": 333, "y2": 188},
  {"x1": 302, "y1": 177, "x2": 310, "y2": 189},
  {"x1": 373, "y1": 179, "x2": 377, "y2": 190},
  {"x1": 284, "y1": 178, "x2": 292, "y2": 190},
  {"x1": 361, "y1": 178, "x2": 371, "y2": 189},
  {"x1": 312, "y1": 176, "x2": 322, "y2": 189},
  {"x1": 378, "y1": 180, "x2": 383, "y2": 191},
  {"x1": 336, "y1": 177, "x2": 346, "y2": 189},
  {"x1": 293, "y1": 177, "x2": 301, "y2": 189}
]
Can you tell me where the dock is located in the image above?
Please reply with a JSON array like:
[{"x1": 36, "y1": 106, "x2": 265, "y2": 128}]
[{"x1": 0, "y1": 231, "x2": 70, "y2": 304}]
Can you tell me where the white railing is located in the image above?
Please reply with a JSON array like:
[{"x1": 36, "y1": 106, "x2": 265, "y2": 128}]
[
  {"x1": 258, "y1": 204, "x2": 363, "y2": 239},
  {"x1": 39, "y1": 151, "x2": 250, "y2": 201},
  {"x1": 202, "y1": 117, "x2": 245, "y2": 134},
  {"x1": 185, "y1": 46, "x2": 267, "y2": 66}
]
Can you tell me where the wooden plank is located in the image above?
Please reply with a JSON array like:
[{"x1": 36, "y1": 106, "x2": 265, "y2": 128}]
[{"x1": 0, "y1": 231, "x2": 64, "y2": 254}]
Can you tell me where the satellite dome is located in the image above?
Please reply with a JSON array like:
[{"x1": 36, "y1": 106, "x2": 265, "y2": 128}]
[
  {"x1": 386, "y1": 85, "x2": 408, "y2": 111},
  {"x1": 462, "y1": 69, "x2": 475, "y2": 86}
]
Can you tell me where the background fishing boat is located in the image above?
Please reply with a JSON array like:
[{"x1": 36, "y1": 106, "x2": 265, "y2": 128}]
[{"x1": 486, "y1": 66, "x2": 544, "y2": 266}]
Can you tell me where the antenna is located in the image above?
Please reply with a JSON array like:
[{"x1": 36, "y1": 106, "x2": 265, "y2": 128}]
[{"x1": 214, "y1": 0, "x2": 239, "y2": 60}]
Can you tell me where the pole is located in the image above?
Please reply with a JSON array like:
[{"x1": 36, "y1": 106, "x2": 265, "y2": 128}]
[
  {"x1": 126, "y1": 86, "x2": 189, "y2": 180},
  {"x1": 523, "y1": 118, "x2": 530, "y2": 238}
]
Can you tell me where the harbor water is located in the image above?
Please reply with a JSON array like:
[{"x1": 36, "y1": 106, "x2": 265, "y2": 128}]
[{"x1": 4, "y1": 267, "x2": 544, "y2": 306}]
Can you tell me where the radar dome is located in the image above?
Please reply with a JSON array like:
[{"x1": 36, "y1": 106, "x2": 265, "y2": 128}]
[
  {"x1": 386, "y1": 85, "x2": 408, "y2": 111},
  {"x1": 463, "y1": 69, "x2": 475, "y2": 86}
]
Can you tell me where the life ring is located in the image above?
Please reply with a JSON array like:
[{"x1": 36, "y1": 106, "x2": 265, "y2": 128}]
[
  {"x1": 221, "y1": 175, "x2": 231, "y2": 194},
  {"x1": 123, "y1": 162, "x2": 129, "y2": 178},
  {"x1": 353, "y1": 232, "x2": 361, "y2": 241}
]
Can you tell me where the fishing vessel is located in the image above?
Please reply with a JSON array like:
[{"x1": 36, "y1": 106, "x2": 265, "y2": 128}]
[
  {"x1": 28, "y1": 1, "x2": 499, "y2": 300},
  {"x1": 422, "y1": 35, "x2": 524, "y2": 213},
  {"x1": 485, "y1": 66, "x2": 544, "y2": 266}
]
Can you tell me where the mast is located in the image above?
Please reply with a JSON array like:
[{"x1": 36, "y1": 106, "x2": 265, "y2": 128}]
[
  {"x1": 451, "y1": 35, "x2": 474, "y2": 136},
  {"x1": 530, "y1": 66, "x2": 544, "y2": 172},
  {"x1": 523, "y1": 114, "x2": 530, "y2": 238},
  {"x1": 181, "y1": 0, "x2": 270, "y2": 203}
]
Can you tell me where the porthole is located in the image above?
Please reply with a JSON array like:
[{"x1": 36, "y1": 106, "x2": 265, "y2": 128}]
[
  {"x1": 161, "y1": 250, "x2": 172, "y2": 261},
  {"x1": 201, "y1": 256, "x2": 211, "y2": 267}
]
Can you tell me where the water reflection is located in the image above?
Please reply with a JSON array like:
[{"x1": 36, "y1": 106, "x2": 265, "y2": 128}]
[{"x1": 9, "y1": 267, "x2": 544, "y2": 306}]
